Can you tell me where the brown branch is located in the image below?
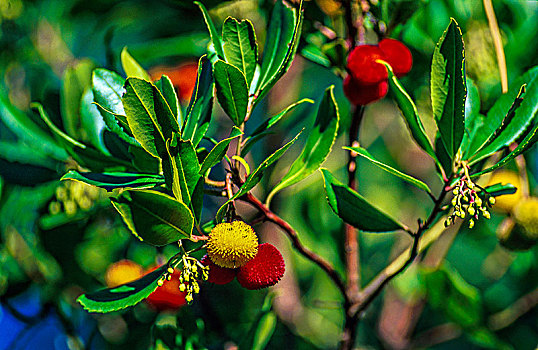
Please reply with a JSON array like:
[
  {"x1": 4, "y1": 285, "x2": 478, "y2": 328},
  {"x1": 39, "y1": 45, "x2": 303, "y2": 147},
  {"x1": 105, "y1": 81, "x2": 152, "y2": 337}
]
[
  {"x1": 339, "y1": 0, "x2": 357, "y2": 47},
  {"x1": 483, "y1": 0, "x2": 508, "y2": 93},
  {"x1": 488, "y1": 287, "x2": 538, "y2": 331},
  {"x1": 344, "y1": 106, "x2": 365, "y2": 303},
  {"x1": 241, "y1": 193, "x2": 348, "y2": 300}
]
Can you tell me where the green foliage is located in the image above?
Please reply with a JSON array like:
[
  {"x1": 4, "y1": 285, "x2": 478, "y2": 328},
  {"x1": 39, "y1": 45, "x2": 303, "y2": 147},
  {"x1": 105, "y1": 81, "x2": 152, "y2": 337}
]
[
  {"x1": 321, "y1": 169, "x2": 406, "y2": 232},
  {"x1": 61, "y1": 170, "x2": 165, "y2": 191},
  {"x1": 213, "y1": 60, "x2": 249, "y2": 125},
  {"x1": 431, "y1": 18, "x2": 466, "y2": 158},
  {"x1": 222, "y1": 17, "x2": 258, "y2": 87},
  {"x1": 78, "y1": 264, "x2": 167, "y2": 313},
  {"x1": 111, "y1": 190, "x2": 194, "y2": 245}
]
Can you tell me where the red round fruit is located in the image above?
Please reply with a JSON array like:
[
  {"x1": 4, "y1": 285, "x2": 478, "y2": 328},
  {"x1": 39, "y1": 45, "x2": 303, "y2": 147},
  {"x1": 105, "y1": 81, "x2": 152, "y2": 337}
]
[
  {"x1": 145, "y1": 267, "x2": 187, "y2": 311},
  {"x1": 378, "y1": 38, "x2": 412, "y2": 77},
  {"x1": 201, "y1": 254, "x2": 237, "y2": 285},
  {"x1": 343, "y1": 75, "x2": 388, "y2": 106},
  {"x1": 346, "y1": 44, "x2": 388, "y2": 84},
  {"x1": 237, "y1": 243, "x2": 285, "y2": 290}
]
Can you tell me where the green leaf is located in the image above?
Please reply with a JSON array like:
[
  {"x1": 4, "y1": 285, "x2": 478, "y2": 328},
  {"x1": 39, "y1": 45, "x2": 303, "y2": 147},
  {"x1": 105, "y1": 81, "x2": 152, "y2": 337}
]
[
  {"x1": 467, "y1": 66, "x2": 538, "y2": 157},
  {"x1": 255, "y1": 0, "x2": 303, "y2": 104},
  {"x1": 121, "y1": 47, "x2": 151, "y2": 80},
  {"x1": 222, "y1": 17, "x2": 258, "y2": 86},
  {"x1": 61, "y1": 58, "x2": 96, "y2": 140},
  {"x1": 163, "y1": 138, "x2": 201, "y2": 204},
  {"x1": 471, "y1": 120, "x2": 538, "y2": 178},
  {"x1": 213, "y1": 60, "x2": 249, "y2": 126},
  {"x1": 216, "y1": 131, "x2": 302, "y2": 220},
  {"x1": 111, "y1": 189, "x2": 194, "y2": 245},
  {"x1": 80, "y1": 88, "x2": 109, "y2": 155},
  {"x1": 435, "y1": 133, "x2": 452, "y2": 176},
  {"x1": 320, "y1": 169, "x2": 406, "y2": 232},
  {"x1": 344, "y1": 146, "x2": 432, "y2": 194},
  {"x1": 469, "y1": 67, "x2": 538, "y2": 164},
  {"x1": 92, "y1": 68, "x2": 140, "y2": 147},
  {"x1": 0, "y1": 90, "x2": 67, "y2": 161},
  {"x1": 461, "y1": 77, "x2": 482, "y2": 156},
  {"x1": 0, "y1": 140, "x2": 58, "y2": 169},
  {"x1": 200, "y1": 126, "x2": 243, "y2": 175},
  {"x1": 252, "y1": 312, "x2": 277, "y2": 350},
  {"x1": 30, "y1": 102, "x2": 86, "y2": 149},
  {"x1": 122, "y1": 78, "x2": 179, "y2": 158},
  {"x1": 383, "y1": 62, "x2": 438, "y2": 164},
  {"x1": 77, "y1": 264, "x2": 167, "y2": 313},
  {"x1": 155, "y1": 74, "x2": 181, "y2": 125},
  {"x1": 422, "y1": 263, "x2": 482, "y2": 328},
  {"x1": 300, "y1": 44, "x2": 331, "y2": 68},
  {"x1": 483, "y1": 183, "x2": 517, "y2": 197},
  {"x1": 266, "y1": 86, "x2": 339, "y2": 204},
  {"x1": 194, "y1": 1, "x2": 225, "y2": 60},
  {"x1": 183, "y1": 55, "x2": 214, "y2": 147},
  {"x1": 62, "y1": 170, "x2": 164, "y2": 191},
  {"x1": 431, "y1": 18, "x2": 466, "y2": 157}
]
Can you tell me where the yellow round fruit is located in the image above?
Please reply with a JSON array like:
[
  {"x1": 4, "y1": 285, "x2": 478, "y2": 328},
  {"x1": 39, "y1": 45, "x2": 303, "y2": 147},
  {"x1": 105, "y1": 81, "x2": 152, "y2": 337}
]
[
  {"x1": 105, "y1": 260, "x2": 144, "y2": 288},
  {"x1": 206, "y1": 221, "x2": 258, "y2": 268}
]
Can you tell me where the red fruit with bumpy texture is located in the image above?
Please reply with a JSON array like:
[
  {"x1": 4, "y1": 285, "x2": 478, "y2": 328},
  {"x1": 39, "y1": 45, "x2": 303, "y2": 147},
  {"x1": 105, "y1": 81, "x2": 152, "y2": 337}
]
[
  {"x1": 237, "y1": 243, "x2": 285, "y2": 290},
  {"x1": 343, "y1": 75, "x2": 389, "y2": 106},
  {"x1": 145, "y1": 268, "x2": 187, "y2": 311},
  {"x1": 201, "y1": 254, "x2": 237, "y2": 285},
  {"x1": 346, "y1": 44, "x2": 388, "y2": 84},
  {"x1": 378, "y1": 38, "x2": 413, "y2": 77}
]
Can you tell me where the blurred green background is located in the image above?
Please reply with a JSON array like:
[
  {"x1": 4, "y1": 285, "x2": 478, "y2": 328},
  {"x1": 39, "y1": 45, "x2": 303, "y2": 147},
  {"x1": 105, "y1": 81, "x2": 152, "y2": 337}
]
[{"x1": 0, "y1": 0, "x2": 537, "y2": 349}]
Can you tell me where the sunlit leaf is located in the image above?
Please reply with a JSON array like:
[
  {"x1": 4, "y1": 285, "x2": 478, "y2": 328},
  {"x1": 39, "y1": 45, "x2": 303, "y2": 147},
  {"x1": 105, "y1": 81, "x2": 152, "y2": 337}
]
[
  {"x1": 213, "y1": 60, "x2": 249, "y2": 126},
  {"x1": 200, "y1": 126, "x2": 242, "y2": 175},
  {"x1": 222, "y1": 17, "x2": 258, "y2": 86},
  {"x1": 121, "y1": 47, "x2": 151, "y2": 80},
  {"x1": 62, "y1": 170, "x2": 164, "y2": 191}
]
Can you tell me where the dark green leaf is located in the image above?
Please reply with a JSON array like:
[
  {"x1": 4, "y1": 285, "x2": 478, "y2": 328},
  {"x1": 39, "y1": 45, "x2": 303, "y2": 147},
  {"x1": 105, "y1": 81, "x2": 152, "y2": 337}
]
[
  {"x1": 92, "y1": 68, "x2": 140, "y2": 147},
  {"x1": 216, "y1": 131, "x2": 302, "y2": 220},
  {"x1": 344, "y1": 146, "x2": 432, "y2": 194},
  {"x1": 431, "y1": 18, "x2": 466, "y2": 157},
  {"x1": 155, "y1": 74, "x2": 181, "y2": 124},
  {"x1": 61, "y1": 170, "x2": 164, "y2": 191},
  {"x1": 222, "y1": 17, "x2": 258, "y2": 86},
  {"x1": 0, "y1": 141, "x2": 58, "y2": 169},
  {"x1": 250, "y1": 98, "x2": 313, "y2": 138},
  {"x1": 183, "y1": 55, "x2": 214, "y2": 147},
  {"x1": 121, "y1": 47, "x2": 151, "y2": 80},
  {"x1": 435, "y1": 133, "x2": 452, "y2": 176},
  {"x1": 111, "y1": 189, "x2": 194, "y2": 245},
  {"x1": 467, "y1": 66, "x2": 538, "y2": 158},
  {"x1": 255, "y1": 0, "x2": 303, "y2": 104},
  {"x1": 194, "y1": 1, "x2": 225, "y2": 60},
  {"x1": 61, "y1": 58, "x2": 95, "y2": 140},
  {"x1": 77, "y1": 265, "x2": 167, "y2": 313},
  {"x1": 122, "y1": 78, "x2": 179, "y2": 158},
  {"x1": 383, "y1": 62, "x2": 438, "y2": 164},
  {"x1": 422, "y1": 263, "x2": 482, "y2": 328},
  {"x1": 320, "y1": 169, "x2": 406, "y2": 232},
  {"x1": 200, "y1": 126, "x2": 242, "y2": 175},
  {"x1": 461, "y1": 77, "x2": 482, "y2": 156},
  {"x1": 266, "y1": 86, "x2": 339, "y2": 204},
  {"x1": 213, "y1": 60, "x2": 249, "y2": 126},
  {"x1": 0, "y1": 90, "x2": 67, "y2": 161}
]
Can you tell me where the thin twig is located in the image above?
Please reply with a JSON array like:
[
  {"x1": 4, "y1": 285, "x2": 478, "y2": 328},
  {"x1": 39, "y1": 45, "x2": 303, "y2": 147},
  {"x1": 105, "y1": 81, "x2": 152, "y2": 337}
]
[
  {"x1": 483, "y1": 0, "x2": 508, "y2": 93},
  {"x1": 489, "y1": 287, "x2": 538, "y2": 331}
]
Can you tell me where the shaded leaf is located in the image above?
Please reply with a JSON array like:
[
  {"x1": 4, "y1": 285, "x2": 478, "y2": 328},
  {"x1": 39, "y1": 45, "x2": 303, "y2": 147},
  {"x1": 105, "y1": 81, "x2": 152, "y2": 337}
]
[
  {"x1": 62, "y1": 170, "x2": 164, "y2": 191},
  {"x1": 111, "y1": 189, "x2": 193, "y2": 245},
  {"x1": 77, "y1": 265, "x2": 167, "y2": 313},
  {"x1": 200, "y1": 126, "x2": 242, "y2": 175},
  {"x1": 121, "y1": 47, "x2": 151, "y2": 80},
  {"x1": 266, "y1": 86, "x2": 339, "y2": 204},
  {"x1": 80, "y1": 88, "x2": 109, "y2": 155},
  {"x1": 255, "y1": 0, "x2": 303, "y2": 104},
  {"x1": 431, "y1": 18, "x2": 466, "y2": 157},
  {"x1": 195, "y1": 1, "x2": 225, "y2": 60},
  {"x1": 300, "y1": 44, "x2": 331, "y2": 68},
  {"x1": 320, "y1": 169, "x2": 405, "y2": 232},
  {"x1": 163, "y1": 138, "x2": 201, "y2": 204},
  {"x1": 344, "y1": 146, "x2": 432, "y2": 194},
  {"x1": 183, "y1": 55, "x2": 214, "y2": 147},
  {"x1": 213, "y1": 60, "x2": 249, "y2": 126},
  {"x1": 222, "y1": 17, "x2": 258, "y2": 86}
]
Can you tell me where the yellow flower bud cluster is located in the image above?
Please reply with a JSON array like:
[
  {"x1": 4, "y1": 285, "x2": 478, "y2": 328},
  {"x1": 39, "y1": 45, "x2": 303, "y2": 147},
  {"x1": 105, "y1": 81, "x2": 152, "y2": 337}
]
[
  {"x1": 445, "y1": 176, "x2": 494, "y2": 229},
  {"x1": 157, "y1": 256, "x2": 208, "y2": 304},
  {"x1": 49, "y1": 180, "x2": 103, "y2": 216}
]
